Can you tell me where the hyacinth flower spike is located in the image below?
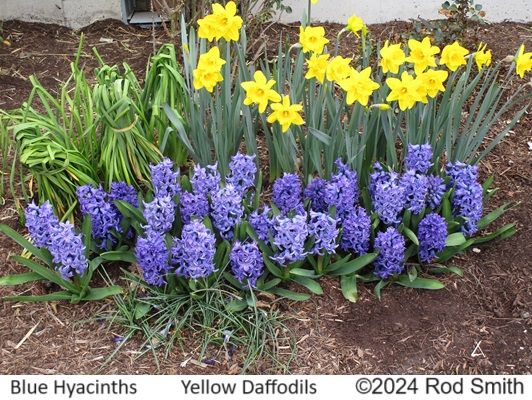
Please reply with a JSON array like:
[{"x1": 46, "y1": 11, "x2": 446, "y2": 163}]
[{"x1": 0, "y1": 201, "x2": 123, "y2": 302}]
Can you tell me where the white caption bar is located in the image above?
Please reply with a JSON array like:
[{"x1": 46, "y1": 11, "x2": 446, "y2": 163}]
[{"x1": 0, "y1": 375, "x2": 529, "y2": 400}]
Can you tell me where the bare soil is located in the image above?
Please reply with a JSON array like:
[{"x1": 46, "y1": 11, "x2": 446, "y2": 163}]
[{"x1": 0, "y1": 18, "x2": 531, "y2": 375}]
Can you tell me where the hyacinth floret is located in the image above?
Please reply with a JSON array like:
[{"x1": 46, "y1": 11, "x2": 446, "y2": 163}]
[
  {"x1": 308, "y1": 211, "x2": 339, "y2": 255},
  {"x1": 400, "y1": 170, "x2": 429, "y2": 215},
  {"x1": 135, "y1": 229, "x2": 171, "y2": 286},
  {"x1": 77, "y1": 184, "x2": 122, "y2": 249},
  {"x1": 371, "y1": 177, "x2": 405, "y2": 226},
  {"x1": 229, "y1": 240, "x2": 264, "y2": 289},
  {"x1": 142, "y1": 196, "x2": 176, "y2": 234},
  {"x1": 373, "y1": 227, "x2": 405, "y2": 279},
  {"x1": 191, "y1": 163, "x2": 221, "y2": 197},
  {"x1": 418, "y1": 213, "x2": 447, "y2": 263},
  {"x1": 446, "y1": 161, "x2": 483, "y2": 235},
  {"x1": 150, "y1": 157, "x2": 181, "y2": 198},
  {"x1": 445, "y1": 161, "x2": 479, "y2": 188},
  {"x1": 369, "y1": 162, "x2": 397, "y2": 199},
  {"x1": 405, "y1": 143, "x2": 433, "y2": 173},
  {"x1": 226, "y1": 152, "x2": 257, "y2": 194},
  {"x1": 329, "y1": 173, "x2": 357, "y2": 221},
  {"x1": 25, "y1": 200, "x2": 59, "y2": 248},
  {"x1": 109, "y1": 181, "x2": 139, "y2": 208},
  {"x1": 210, "y1": 184, "x2": 244, "y2": 240},
  {"x1": 304, "y1": 177, "x2": 335, "y2": 213},
  {"x1": 340, "y1": 206, "x2": 371, "y2": 255},
  {"x1": 179, "y1": 191, "x2": 210, "y2": 224},
  {"x1": 270, "y1": 213, "x2": 308, "y2": 266},
  {"x1": 48, "y1": 221, "x2": 89, "y2": 280},
  {"x1": 249, "y1": 206, "x2": 274, "y2": 243},
  {"x1": 171, "y1": 220, "x2": 216, "y2": 279},
  {"x1": 272, "y1": 173, "x2": 303, "y2": 215},
  {"x1": 426, "y1": 175, "x2": 446, "y2": 210},
  {"x1": 453, "y1": 179, "x2": 483, "y2": 236}
]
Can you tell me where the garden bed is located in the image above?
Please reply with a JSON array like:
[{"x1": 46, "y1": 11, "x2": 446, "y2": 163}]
[{"x1": 0, "y1": 18, "x2": 531, "y2": 375}]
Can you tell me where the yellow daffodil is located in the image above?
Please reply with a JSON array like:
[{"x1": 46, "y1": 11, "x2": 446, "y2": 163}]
[
  {"x1": 196, "y1": 46, "x2": 226, "y2": 71},
  {"x1": 380, "y1": 40, "x2": 406, "y2": 74},
  {"x1": 193, "y1": 47, "x2": 226, "y2": 92},
  {"x1": 305, "y1": 53, "x2": 330, "y2": 83},
  {"x1": 405, "y1": 37, "x2": 440, "y2": 75},
  {"x1": 415, "y1": 80, "x2": 429, "y2": 104},
  {"x1": 346, "y1": 15, "x2": 364, "y2": 36},
  {"x1": 338, "y1": 67, "x2": 380, "y2": 106},
  {"x1": 326, "y1": 56, "x2": 352, "y2": 82},
  {"x1": 241, "y1": 71, "x2": 282, "y2": 113},
  {"x1": 386, "y1": 71, "x2": 424, "y2": 111},
  {"x1": 311, "y1": 0, "x2": 318, "y2": 3},
  {"x1": 198, "y1": 1, "x2": 243, "y2": 42},
  {"x1": 197, "y1": 15, "x2": 217, "y2": 41},
  {"x1": 474, "y1": 42, "x2": 492, "y2": 71},
  {"x1": 440, "y1": 41, "x2": 469, "y2": 71},
  {"x1": 515, "y1": 45, "x2": 532, "y2": 78},
  {"x1": 193, "y1": 68, "x2": 224, "y2": 92},
  {"x1": 417, "y1": 69, "x2": 449, "y2": 98},
  {"x1": 299, "y1": 25, "x2": 329, "y2": 54},
  {"x1": 267, "y1": 96, "x2": 304, "y2": 133}
]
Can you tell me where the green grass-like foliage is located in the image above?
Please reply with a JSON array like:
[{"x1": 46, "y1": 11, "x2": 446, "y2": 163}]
[{"x1": 96, "y1": 269, "x2": 295, "y2": 373}]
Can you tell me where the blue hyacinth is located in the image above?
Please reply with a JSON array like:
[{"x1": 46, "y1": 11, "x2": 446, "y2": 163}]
[
  {"x1": 426, "y1": 175, "x2": 446, "y2": 210},
  {"x1": 226, "y1": 152, "x2": 257, "y2": 194},
  {"x1": 371, "y1": 173, "x2": 405, "y2": 226},
  {"x1": 210, "y1": 184, "x2": 244, "y2": 241},
  {"x1": 180, "y1": 191, "x2": 210, "y2": 224},
  {"x1": 400, "y1": 170, "x2": 429, "y2": 215},
  {"x1": 49, "y1": 222, "x2": 89, "y2": 280},
  {"x1": 77, "y1": 184, "x2": 122, "y2": 249},
  {"x1": 25, "y1": 201, "x2": 88, "y2": 280},
  {"x1": 150, "y1": 157, "x2": 181, "y2": 198},
  {"x1": 229, "y1": 240, "x2": 264, "y2": 289},
  {"x1": 270, "y1": 213, "x2": 309, "y2": 266},
  {"x1": 191, "y1": 163, "x2": 221, "y2": 198},
  {"x1": 249, "y1": 206, "x2": 275, "y2": 243},
  {"x1": 272, "y1": 173, "x2": 303, "y2": 215},
  {"x1": 135, "y1": 229, "x2": 171, "y2": 286},
  {"x1": 418, "y1": 213, "x2": 447, "y2": 263},
  {"x1": 453, "y1": 180, "x2": 483, "y2": 235},
  {"x1": 109, "y1": 181, "x2": 139, "y2": 209},
  {"x1": 329, "y1": 159, "x2": 358, "y2": 220},
  {"x1": 304, "y1": 177, "x2": 335, "y2": 213},
  {"x1": 369, "y1": 162, "x2": 392, "y2": 199},
  {"x1": 333, "y1": 158, "x2": 359, "y2": 203},
  {"x1": 373, "y1": 227, "x2": 405, "y2": 279},
  {"x1": 171, "y1": 220, "x2": 217, "y2": 279},
  {"x1": 308, "y1": 211, "x2": 339, "y2": 256},
  {"x1": 340, "y1": 206, "x2": 371, "y2": 255},
  {"x1": 25, "y1": 200, "x2": 59, "y2": 248},
  {"x1": 445, "y1": 161, "x2": 479, "y2": 187},
  {"x1": 405, "y1": 143, "x2": 433, "y2": 173},
  {"x1": 142, "y1": 196, "x2": 176, "y2": 234},
  {"x1": 446, "y1": 161, "x2": 483, "y2": 235}
]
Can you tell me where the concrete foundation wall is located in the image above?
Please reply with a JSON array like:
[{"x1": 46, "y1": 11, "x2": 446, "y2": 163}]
[
  {"x1": 278, "y1": 0, "x2": 532, "y2": 24},
  {"x1": 0, "y1": 0, "x2": 530, "y2": 29},
  {"x1": 0, "y1": 0, "x2": 122, "y2": 29}
]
